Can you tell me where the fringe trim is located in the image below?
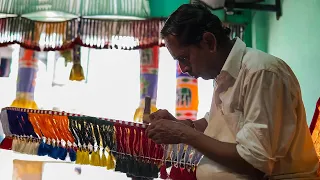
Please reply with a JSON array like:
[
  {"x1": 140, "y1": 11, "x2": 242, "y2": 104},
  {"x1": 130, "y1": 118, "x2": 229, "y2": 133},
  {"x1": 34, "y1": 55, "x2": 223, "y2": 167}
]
[
  {"x1": 0, "y1": 17, "x2": 165, "y2": 51},
  {"x1": 0, "y1": 0, "x2": 150, "y2": 17},
  {"x1": 0, "y1": 17, "x2": 246, "y2": 51}
]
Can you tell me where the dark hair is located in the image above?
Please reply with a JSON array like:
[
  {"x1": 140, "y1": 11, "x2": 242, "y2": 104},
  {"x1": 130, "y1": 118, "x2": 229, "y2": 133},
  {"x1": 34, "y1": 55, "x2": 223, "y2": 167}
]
[{"x1": 161, "y1": 4, "x2": 231, "y2": 46}]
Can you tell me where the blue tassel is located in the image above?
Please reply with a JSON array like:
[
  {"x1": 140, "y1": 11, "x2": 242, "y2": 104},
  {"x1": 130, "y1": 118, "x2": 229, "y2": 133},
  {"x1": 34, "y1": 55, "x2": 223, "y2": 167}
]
[
  {"x1": 58, "y1": 147, "x2": 68, "y2": 160},
  {"x1": 44, "y1": 143, "x2": 51, "y2": 155},
  {"x1": 69, "y1": 148, "x2": 77, "y2": 162},
  {"x1": 37, "y1": 142, "x2": 45, "y2": 156},
  {"x1": 49, "y1": 145, "x2": 59, "y2": 159}
]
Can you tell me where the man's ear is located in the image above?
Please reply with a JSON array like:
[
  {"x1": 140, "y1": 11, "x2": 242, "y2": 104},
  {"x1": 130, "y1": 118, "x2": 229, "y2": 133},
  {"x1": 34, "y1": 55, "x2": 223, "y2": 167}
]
[{"x1": 202, "y1": 32, "x2": 217, "y2": 52}]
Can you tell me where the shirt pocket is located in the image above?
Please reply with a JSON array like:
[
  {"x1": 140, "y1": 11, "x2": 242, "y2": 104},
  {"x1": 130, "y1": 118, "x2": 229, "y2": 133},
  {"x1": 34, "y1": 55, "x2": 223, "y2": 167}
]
[{"x1": 221, "y1": 110, "x2": 244, "y2": 137}]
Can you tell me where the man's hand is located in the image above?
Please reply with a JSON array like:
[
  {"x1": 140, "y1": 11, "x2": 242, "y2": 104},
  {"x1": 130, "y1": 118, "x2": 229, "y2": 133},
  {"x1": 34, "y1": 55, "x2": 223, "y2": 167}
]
[
  {"x1": 146, "y1": 119, "x2": 193, "y2": 144},
  {"x1": 143, "y1": 109, "x2": 177, "y2": 124}
]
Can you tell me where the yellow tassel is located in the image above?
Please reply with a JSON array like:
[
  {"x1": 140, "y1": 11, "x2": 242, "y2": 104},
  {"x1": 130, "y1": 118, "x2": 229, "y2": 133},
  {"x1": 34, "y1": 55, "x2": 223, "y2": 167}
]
[
  {"x1": 89, "y1": 151, "x2": 95, "y2": 166},
  {"x1": 75, "y1": 150, "x2": 82, "y2": 164},
  {"x1": 95, "y1": 151, "x2": 101, "y2": 166},
  {"x1": 83, "y1": 151, "x2": 90, "y2": 165},
  {"x1": 100, "y1": 151, "x2": 107, "y2": 167},
  {"x1": 90, "y1": 152, "x2": 97, "y2": 166},
  {"x1": 106, "y1": 151, "x2": 115, "y2": 170},
  {"x1": 69, "y1": 63, "x2": 85, "y2": 81},
  {"x1": 11, "y1": 99, "x2": 38, "y2": 109},
  {"x1": 90, "y1": 151, "x2": 100, "y2": 166},
  {"x1": 60, "y1": 50, "x2": 73, "y2": 66},
  {"x1": 133, "y1": 103, "x2": 157, "y2": 123}
]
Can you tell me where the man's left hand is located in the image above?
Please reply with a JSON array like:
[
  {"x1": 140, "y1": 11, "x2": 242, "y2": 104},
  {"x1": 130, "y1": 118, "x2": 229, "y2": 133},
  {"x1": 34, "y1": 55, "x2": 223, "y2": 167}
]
[{"x1": 146, "y1": 119, "x2": 192, "y2": 144}]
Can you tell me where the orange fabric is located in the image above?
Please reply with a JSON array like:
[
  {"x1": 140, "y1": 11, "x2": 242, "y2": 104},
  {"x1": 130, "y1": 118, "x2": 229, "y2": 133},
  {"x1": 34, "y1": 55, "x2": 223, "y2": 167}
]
[
  {"x1": 310, "y1": 98, "x2": 320, "y2": 158},
  {"x1": 310, "y1": 98, "x2": 320, "y2": 176}
]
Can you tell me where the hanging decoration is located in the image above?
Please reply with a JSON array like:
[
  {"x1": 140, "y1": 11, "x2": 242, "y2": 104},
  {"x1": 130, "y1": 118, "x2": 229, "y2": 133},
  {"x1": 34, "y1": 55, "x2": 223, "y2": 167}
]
[
  {"x1": 60, "y1": 50, "x2": 73, "y2": 66},
  {"x1": 69, "y1": 45, "x2": 84, "y2": 81},
  {"x1": 0, "y1": 17, "x2": 165, "y2": 51},
  {"x1": 0, "y1": 107, "x2": 203, "y2": 180},
  {"x1": 175, "y1": 64, "x2": 199, "y2": 120},
  {"x1": 0, "y1": 0, "x2": 150, "y2": 18},
  {"x1": 11, "y1": 49, "x2": 38, "y2": 109},
  {"x1": 134, "y1": 46, "x2": 159, "y2": 122}
]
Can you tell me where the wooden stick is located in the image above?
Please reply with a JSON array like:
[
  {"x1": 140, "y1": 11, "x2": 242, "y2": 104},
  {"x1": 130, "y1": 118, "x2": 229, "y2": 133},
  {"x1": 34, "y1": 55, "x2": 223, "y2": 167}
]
[{"x1": 143, "y1": 96, "x2": 151, "y2": 124}]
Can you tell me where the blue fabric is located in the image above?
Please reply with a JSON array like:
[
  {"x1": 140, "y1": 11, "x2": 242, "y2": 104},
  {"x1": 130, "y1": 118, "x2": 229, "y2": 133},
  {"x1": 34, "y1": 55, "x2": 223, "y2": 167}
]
[{"x1": 0, "y1": 134, "x2": 4, "y2": 143}]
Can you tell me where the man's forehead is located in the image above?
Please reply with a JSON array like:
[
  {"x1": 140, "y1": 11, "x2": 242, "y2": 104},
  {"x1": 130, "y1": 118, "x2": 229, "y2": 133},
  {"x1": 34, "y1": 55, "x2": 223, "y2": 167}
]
[{"x1": 164, "y1": 35, "x2": 183, "y2": 59}]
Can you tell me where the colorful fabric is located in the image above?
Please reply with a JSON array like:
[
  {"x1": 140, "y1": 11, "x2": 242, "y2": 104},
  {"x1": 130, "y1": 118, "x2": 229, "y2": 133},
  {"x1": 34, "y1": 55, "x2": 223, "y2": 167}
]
[
  {"x1": 175, "y1": 63, "x2": 199, "y2": 120},
  {"x1": 11, "y1": 48, "x2": 38, "y2": 109},
  {"x1": 134, "y1": 46, "x2": 159, "y2": 122},
  {"x1": 310, "y1": 98, "x2": 320, "y2": 158}
]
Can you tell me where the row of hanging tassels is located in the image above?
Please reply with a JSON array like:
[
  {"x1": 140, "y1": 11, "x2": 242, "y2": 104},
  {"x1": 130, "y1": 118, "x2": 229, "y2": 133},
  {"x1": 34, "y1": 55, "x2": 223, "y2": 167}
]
[{"x1": 0, "y1": 108, "x2": 201, "y2": 179}]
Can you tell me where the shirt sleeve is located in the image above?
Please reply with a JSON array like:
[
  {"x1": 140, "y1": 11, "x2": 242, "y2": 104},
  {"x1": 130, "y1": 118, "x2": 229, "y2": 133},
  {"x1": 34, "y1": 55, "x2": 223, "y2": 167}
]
[{"x1": 236, "y1": 70, "x2": 297, "y2": 175}]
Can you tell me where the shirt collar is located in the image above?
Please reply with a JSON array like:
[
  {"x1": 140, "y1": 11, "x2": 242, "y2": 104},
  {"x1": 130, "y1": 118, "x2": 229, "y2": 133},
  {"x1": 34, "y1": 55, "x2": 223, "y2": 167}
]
[{"x1": 221, "y1": 37, "x2": 246, "y2": 79}]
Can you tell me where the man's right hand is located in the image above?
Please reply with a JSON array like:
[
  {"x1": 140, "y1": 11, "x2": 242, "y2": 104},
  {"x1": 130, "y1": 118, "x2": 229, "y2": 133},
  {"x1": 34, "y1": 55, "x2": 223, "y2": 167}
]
[{"x1": 143, "y1": 109, "x2": 177, "y2": 124}]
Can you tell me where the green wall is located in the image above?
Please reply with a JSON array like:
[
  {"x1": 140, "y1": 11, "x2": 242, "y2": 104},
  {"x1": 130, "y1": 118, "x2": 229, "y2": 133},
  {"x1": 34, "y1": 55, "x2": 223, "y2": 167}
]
[
  {"x1": 149, "y1": 0, "x2": 225, "y2": 19},
  {"x1": 252, "y1": 0, "x2": 320, "y2": 124}
]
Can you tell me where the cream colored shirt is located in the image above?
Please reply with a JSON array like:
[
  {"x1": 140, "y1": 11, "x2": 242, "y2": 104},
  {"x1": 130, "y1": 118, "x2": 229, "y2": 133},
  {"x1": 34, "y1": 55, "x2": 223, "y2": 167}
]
[{"x1": 196, "y1": 38, "x2": 319, "y2": 180}]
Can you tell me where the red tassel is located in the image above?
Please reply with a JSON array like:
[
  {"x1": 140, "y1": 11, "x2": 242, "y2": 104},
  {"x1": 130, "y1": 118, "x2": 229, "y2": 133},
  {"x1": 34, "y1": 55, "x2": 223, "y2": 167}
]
[
  {"x1": 160, "y1": 165, "x2": 168, "y2": 179},
  {"x1": 182, "y1": 168, "x2": 197, "y2": 180},
  {"x1": 169, "y1": 166, "x2": 182, "y2": 180},
  {"x1": 0, "y1": 137, "x2": 13, "y2": 150},
  {"x1": 182, "y1": 168, "x2": 191, "y2": 180}
]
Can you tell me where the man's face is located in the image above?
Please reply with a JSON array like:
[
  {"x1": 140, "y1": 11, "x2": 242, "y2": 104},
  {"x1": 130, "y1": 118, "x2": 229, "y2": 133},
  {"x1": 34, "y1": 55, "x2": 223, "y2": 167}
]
[{"x1": 164, "y1": 34, "x2": 219, "y2": 80}]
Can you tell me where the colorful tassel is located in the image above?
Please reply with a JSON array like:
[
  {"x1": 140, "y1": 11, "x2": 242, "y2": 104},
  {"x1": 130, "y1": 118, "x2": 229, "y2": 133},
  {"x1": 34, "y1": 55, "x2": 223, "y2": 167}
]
[
  {"x1": 75, "y1": 150, "x2": 83, "y2": 164},
  {"x1": 100, "y1": 150, "x2": 107, "y2": 167},
  {"x1": 90, "y1": 151, "x2": 100, "y2": 166},
  {"x1": 69, "y1": 45, "x2": 85, "y2": 81},
  {"x1": 106, "y1": 151, "x2": 115, "y2": 170},
  {"x1": 159, "y1": 165, "x2": 168, "y2": 179},
  {"x1": 69, "y1": 63, "x2": 85, "y2": 81},
  {"x1": 169, "y1": 166, "x2": 182, "y2": 180},
  {"x1": 69, "y1": 148, "x2": 77, "y2": 162},
  {"x1": 83, "y1": 150, "x2": 90, "y2": 165}
]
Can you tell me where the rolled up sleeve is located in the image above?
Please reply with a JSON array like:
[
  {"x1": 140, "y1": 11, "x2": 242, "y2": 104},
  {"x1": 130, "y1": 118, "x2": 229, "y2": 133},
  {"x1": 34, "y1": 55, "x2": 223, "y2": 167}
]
[{"x1": 236, "y1": 70, "x2": 297, "y2": 175}]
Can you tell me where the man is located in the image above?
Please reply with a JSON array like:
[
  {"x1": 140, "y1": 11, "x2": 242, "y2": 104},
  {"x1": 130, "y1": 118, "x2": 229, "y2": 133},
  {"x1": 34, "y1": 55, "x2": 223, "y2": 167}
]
[{"x1": 145, "y1": 4, "x2": 319, "y2": 180}]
